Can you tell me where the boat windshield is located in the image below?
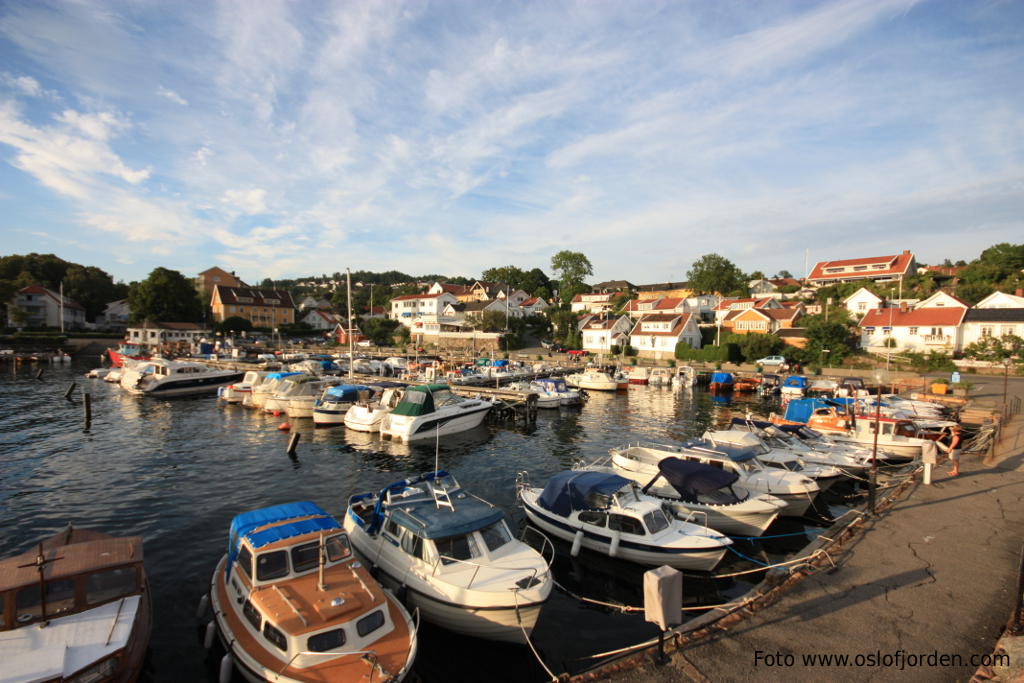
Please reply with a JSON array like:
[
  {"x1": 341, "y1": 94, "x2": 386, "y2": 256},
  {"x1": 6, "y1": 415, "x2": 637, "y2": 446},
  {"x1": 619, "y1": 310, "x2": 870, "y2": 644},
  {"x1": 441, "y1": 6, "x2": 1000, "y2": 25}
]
[
  {"x1": 479, "y1": 519, "x2": 513, "y2": 552},
  {"x1": 643, "y1": 509, "x2": 671, "y2": 534},
  {"x1": 435, "y1": 533, "x2": 481, "y2": 565}
]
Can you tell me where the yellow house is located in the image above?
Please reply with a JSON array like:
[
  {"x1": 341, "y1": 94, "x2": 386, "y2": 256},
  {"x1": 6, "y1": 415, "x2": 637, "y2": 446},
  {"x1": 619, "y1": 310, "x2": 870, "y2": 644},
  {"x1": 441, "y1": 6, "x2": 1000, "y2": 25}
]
[
  {"x1": 196, "y1": 266, "x2": 246, "y2": 294},
  {"x1": 210, "y1": 285, "x2": 295, "y2": 327},
  {"x1": 635, "y1": 281, "x2": 693, "y2": 301}
]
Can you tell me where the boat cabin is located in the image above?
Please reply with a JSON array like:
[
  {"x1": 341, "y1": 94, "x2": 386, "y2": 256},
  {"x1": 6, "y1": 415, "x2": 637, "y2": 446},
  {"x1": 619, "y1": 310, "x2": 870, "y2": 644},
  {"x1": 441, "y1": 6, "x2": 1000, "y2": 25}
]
[
  {"x1": 224, "y1": 502, "x2": 397, "y2": 666},
  {"x1": 537, "y1": 471, "x2": 675, "y2": 536}
]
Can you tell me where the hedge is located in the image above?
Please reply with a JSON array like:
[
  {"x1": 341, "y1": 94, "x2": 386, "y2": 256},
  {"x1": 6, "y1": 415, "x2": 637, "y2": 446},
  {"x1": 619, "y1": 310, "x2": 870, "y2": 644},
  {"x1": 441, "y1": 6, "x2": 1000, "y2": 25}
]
[{"x1": 675, "y1": 341, "x2": 741, "y2": 363}]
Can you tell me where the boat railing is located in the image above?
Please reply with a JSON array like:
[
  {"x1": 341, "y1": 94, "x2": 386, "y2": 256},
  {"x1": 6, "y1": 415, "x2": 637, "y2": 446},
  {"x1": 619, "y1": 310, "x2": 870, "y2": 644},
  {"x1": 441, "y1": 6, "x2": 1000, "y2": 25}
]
[
  {"x1": 518, "y1": 525, "x2": 555, "y2": 569},
  {"x1": 672, "y1": 507, "x2": 710, "y2": 530},
  {"x1": 429, "y1": 552, "x2": 548, "y2": 590},
  {"x1": 277, "y1": 649, "x2": 381, "y2": 676}
]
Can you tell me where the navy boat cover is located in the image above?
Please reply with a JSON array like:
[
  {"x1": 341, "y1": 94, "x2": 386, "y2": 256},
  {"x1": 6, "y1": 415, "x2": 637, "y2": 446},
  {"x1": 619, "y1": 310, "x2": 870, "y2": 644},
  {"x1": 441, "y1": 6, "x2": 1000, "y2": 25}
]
[
  {"x1": 537, "y1": 471, "x2": 631, "y2": 517},
  {"x1": 655, "y1": 457, "x2": 738, "y2": 503}
]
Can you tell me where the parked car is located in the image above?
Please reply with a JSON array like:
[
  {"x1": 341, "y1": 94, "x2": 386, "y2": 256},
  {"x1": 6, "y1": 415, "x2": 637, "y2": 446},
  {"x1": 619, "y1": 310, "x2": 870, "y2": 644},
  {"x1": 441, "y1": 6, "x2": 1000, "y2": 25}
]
[{"x1": 755, "y1": 355, "x2": 788, "y2": 368}]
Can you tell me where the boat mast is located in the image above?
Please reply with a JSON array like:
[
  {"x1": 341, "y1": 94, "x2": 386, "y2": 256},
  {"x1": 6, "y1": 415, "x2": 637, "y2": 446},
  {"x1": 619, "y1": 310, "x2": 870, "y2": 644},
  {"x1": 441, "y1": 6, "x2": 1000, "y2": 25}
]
[{"x1": 347, "y1": 268, "x2": 353, "y2": 380}]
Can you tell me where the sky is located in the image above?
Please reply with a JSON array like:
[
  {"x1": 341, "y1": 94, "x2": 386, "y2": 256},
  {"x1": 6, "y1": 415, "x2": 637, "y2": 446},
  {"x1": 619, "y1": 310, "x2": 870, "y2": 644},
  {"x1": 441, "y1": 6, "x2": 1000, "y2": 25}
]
[{"x1": 1, "y1": 0, "x2": 1022, "y2": 287}]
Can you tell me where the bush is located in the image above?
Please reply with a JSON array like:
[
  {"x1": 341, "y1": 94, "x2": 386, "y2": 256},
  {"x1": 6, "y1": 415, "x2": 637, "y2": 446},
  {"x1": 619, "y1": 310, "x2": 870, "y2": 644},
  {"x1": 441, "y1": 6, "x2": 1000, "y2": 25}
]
[
  {"x1": 667, "y1": 359, "x2": 675, "y2": 368},
  {"x1": 675, "y1": 341, "x2": 741, "y2": 363},
  {"x1": 610, "y1": 344, "x2": 621, "y2": 355}
]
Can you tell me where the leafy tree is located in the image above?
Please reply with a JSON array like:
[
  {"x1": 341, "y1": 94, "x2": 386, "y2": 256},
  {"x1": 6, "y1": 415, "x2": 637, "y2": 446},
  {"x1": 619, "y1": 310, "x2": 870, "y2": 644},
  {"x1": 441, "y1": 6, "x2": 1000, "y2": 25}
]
[
  {"x1": 127, "y1": 267, "x2": 204, "y2": 322},
  {"x1": 978, "y1": 243, "x2": 1024, "y2": 271},
  {"x1": 481, "y1": 266, "x2": 526, "y2": 289},
  {"x1": 749, "y1": 270, "x2": 765, "y2": 280},
  {"x1": 520, "y1": 268, "x2": 553, "y2": 299},
  {"x1": 736, "y1": 333, "x2": 784, "y2": 362},
  {"x1": 963, "y1": 334, "x2": 1024, "y2": 368},
  {"x1": 775, "y1": 270, "x2": 794, "y2": 279},
  {"x1": 956, "y1": 281, "x2": 996, "y2": 306},
  {"x1": 474, "y1": 310, "x2": 508, "y2": 332},
  {"x1": 63, "y1": 264, "x2": 127, "y2": 321},
  {"x1": 686, "y1": 253, "x2": 747, "y2": 296},
  {"x1": 610, "y1": 291, "x2": 633, "y2": 313},
  {"x1": 361, "y1": 318, "x2": 401, "y2": 346},
  {"x1": 550, "y1": 250, "x2": 593, "y2": 305},
  {"x1": 804, "y1": 318, "x2": 856, "y2": 365}
]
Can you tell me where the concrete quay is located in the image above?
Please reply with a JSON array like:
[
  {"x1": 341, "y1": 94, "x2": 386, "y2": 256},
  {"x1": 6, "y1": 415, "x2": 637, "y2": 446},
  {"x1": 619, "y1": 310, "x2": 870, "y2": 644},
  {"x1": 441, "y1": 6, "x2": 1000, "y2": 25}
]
[{"x1": 588, "y1": 398, "x2": 1024, "y2": 682}]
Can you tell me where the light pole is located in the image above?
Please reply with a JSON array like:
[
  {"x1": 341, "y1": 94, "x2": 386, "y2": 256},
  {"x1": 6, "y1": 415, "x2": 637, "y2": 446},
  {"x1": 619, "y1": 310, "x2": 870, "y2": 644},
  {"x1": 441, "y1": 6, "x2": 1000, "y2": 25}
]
[
  {"x1": 822, "y1": 348, "x2": 830, "y2": 369},
  {"x1": 869, "y1": 367, "x2": 888, "y2": 515}
]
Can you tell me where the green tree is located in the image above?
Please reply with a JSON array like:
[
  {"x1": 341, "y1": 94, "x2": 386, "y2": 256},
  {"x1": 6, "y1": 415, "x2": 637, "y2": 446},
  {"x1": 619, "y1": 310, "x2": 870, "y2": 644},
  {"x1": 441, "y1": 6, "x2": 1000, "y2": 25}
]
[
  {"x1": 978, "y1": 243, "x2": 1024, "y2": 271},
  {"x1": 361, "y1": 318, "x2": 401, "y2": 346},
  {"x1": 736, "y1": 333, "x2": 784, "y2": 362},
  {"x1": 474, "y1": 310, "x2": 508, "y2": 332},
  {"x1": 963, "y1": 334, "x2": 1024, "y2": 368},
  {"x1": 775, "y1": 269, "x2": 794, "y2": 279},
  {"x1": 481, "y1": 266, "x2": 526, "y2": 289},
  {"x1": 749, "y1": 270, "x2": 765, "y2": 280},
  {"x1": 550, "y1": 251, "x2": 593, "y2": 305},
  {"x1": 804, "y1": 318, "x2": 856, "y2": 365},
  {"x1": 686, "y1": 253, "x2": 747, "y2": 295},
  {"x1": 127, "y1": 267, "x2": 204, "y2": 323}
]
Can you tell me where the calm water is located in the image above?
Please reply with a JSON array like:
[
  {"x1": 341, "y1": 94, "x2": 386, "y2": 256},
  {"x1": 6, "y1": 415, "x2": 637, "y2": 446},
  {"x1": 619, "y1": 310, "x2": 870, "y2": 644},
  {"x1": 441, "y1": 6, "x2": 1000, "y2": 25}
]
[{"x1": 0, "y1": 360, "x2": 852, "y2": 681}]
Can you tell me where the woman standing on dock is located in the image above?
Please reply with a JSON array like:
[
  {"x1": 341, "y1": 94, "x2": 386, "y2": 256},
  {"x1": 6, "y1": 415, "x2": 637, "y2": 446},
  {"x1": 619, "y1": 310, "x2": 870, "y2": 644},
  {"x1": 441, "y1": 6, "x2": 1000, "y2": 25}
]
[{"x1": 939, "y1": 425, "x2": 963, "y2": 477}]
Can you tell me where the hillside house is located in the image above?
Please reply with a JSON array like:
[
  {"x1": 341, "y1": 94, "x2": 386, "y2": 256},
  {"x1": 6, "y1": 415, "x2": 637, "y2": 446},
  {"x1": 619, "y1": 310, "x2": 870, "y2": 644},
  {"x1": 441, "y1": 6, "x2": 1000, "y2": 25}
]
[{"x1": 629, "y1": 313, "x2": 702, "y2": 360}]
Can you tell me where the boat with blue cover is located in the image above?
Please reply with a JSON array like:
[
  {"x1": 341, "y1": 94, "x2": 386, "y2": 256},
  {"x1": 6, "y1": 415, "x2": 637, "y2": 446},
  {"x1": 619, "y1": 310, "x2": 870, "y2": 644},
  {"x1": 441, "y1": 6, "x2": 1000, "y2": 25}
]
[
  {"x1": 209, "y1": 501, "x2": 417, "y2": 682},
  {"x1": 780, "y1": 375, "x2": 810, "y2": 397},
  {"x1": 248, "y1": 371, "x2": 303, "y2": 410},
  {"x1": 379, "y1": 384, "x2": 492, "y2": 443},
  {"x1": 517, "y1": 470, "x2": 732, "y2": 570},
  {"x1": 344, "y1": 471, "x2": 553, "y2": 643},
  {"x1": 311, "y1": 383, "x2": 376, "y2": 427},
  {"x1": 709, "y1": 371, "x2": 733, "y2": 394}
]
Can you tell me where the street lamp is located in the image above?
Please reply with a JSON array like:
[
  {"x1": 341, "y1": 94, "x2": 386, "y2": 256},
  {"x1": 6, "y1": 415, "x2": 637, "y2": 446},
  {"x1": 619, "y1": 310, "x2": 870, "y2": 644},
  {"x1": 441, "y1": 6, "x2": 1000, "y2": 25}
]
[
  {"x1": 868, "y1": 367, "x2": 889, "y2": 515},
  {"x1": 821, "y1": 348, "x2": 831, "y2": 369}
]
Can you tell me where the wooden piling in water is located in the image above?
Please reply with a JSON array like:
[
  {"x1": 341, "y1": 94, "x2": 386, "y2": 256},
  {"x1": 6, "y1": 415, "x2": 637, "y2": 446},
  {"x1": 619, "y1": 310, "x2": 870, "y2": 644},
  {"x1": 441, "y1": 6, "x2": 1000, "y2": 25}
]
[
  {"x1": 83, "y1": 392, "x2": 92, "y2": 429},
  {"x1": 287, "y1": 432, "x2": 301, "y2": 456},
  {"x1": 64, "y1": 382, "x2": 76, "y2": 400},
  {"x1": 35, "y1": 368, "x2": 44, "y2": 380}
]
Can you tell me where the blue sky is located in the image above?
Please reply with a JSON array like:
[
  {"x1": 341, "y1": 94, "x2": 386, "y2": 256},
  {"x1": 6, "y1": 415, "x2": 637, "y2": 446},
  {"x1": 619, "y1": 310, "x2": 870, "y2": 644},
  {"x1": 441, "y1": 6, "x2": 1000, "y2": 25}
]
[{"x1": 1, "y1": 0, "x2": 1022, "y2": 286}]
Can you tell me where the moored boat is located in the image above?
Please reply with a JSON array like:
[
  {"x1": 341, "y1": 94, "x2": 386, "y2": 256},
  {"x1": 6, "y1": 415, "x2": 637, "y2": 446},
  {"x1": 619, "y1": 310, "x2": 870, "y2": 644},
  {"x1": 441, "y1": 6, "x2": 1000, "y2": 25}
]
[
  {"x1": 344, "y1": 471, "x2": 552, "y2": 643},
  {"x1": 312, "y1": 383, "x2": 378, "y2": 427},
  {"x1": 0, "y1": 525, "x2": 152, "y2": 682},
  {"x1": 120, "y1": 359, "x2": 244, "y2": 397},
  {"x1": 107, "y1": 343, "x2": 150, "y2": 367},
  {"x1": 708, "y1": 371, "x2": 733, "y2": 394},
  {"x1": 343, "y1": 385, "x2": 406, "y2": 432},
  {"x1": 209, "y1": 501, "x2": 417, "y2": 683},
  {"x1": 379, "y1": 384, "x2": 492, "y2": 443}
]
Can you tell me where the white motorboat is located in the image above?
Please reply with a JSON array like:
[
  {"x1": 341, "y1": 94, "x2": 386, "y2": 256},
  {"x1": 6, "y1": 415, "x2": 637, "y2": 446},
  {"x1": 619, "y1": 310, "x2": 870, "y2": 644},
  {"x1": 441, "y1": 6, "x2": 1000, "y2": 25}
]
[
  {"x1": 246, "y1": 371, "x2": 302, "y2": 409},
  {"x1": 610, "y1": 441, "x2": 820, "y2": 517},
  {"x1": 285, "y1": 377, "x2": 343, "y2": 418},
  {"x1": 380, "y1": 384, "x2": 492, "y2": 443},
  {"x1": 345, "y1": 471, "x2": 552, "y2": 643},
  {"x1": 217, "y1": 370, "x2": 268, "y2": 404},
  {"x1": 780, "y1": 375, "x2": 810, "y2": 398},
  {"x1": 565, "y1": 369, "x2": 618, "y2": 391},
  {"x1": 533, "y1": 377, "x2": 583, "y2": 406},
  {"x1": 647, "y1": 367, "x2": 673, "y2": 386},
  {"x1": 311, "y1": 383, "x2": 377, "y2": 427},
  {"x1": 120, "y1": 359, "x2": 244, "y2": 397},
  {"x1": 672, "y1": 365, "x2": 698, "y2": 389},
  {"x1": 85, "y1": 367, "x2": 113, "y2": 379},
  {"x1": 518, "y1": 470, "x2": 732, "y2": 570},
  {"x1": 729, "y1": 418, "x2": 872, "y2": 472},
  {"x1": 577, "y1": 460, "x2": 785, "y2": 537},
  {"x1": 702, "y1": 430, "x2": 845, "y2": 491},
  {"x1": 104, "y1": 368, "x2": 124, "y2": 383},
  {"x1": 210, "y1": 502, "x2": 417, "y2": 682},
  {"x1": 262, "y1": 374, "x2": 315, "y2": 414},
  {"x1": 509, "y1": 381, "x2": 561, "y2": 408},
  {"x1": 343, "y1": 385, "x2": 406, "y2": 432},
  {"x1": 627, "y1": 366, "x2": 649, "y2": 384}
]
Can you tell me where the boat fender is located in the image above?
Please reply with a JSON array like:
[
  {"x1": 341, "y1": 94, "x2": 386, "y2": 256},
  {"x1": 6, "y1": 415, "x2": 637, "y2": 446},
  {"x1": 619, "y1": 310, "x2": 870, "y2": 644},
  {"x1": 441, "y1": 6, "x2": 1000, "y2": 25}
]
[
  {"x1": 219, "y1": 653, "x2": 233, "y2": 683},
  {"x1": 570, "y1": 530, "x2": 584, "y2": 557},
  {"x1": 278, "y1": 422, "x2": 290, "y2": 431},
  {"x1": 196, "y1": 593, "x2": 210, "y2": 618},
  {"x1": 609, "y1": 531, "x2": 621, "y2": 558},
  {"x1": 204, "y1": 620, "x2": 216, "y2": 649}
]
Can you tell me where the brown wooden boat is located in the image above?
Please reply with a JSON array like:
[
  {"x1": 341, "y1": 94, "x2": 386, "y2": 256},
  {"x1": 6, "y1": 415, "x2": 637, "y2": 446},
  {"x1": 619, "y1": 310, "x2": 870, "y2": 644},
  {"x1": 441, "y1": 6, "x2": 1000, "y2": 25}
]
[
  {"x1": 209, "y1": 501, "x2": 417, "y2": 682},
  {"x1": 0, "y1": 525, "x2": 152, "y2": 682}
]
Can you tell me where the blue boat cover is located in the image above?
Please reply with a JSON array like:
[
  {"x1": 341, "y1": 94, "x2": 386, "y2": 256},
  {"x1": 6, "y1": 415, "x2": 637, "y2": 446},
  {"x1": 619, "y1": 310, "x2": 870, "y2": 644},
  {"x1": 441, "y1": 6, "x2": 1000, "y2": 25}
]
[
  {"x1": 681, "y1": 438, "x2": 760, "y2": 463},
  {"x1": 323, "y1": 384, "x2": 373, "y2": 400},
  {"x1": 657, "y1": 457, "x2": 738, "y2": 502},
  {"x1": 710, "y1": 372, "x2": 733, "y2": 384},
  {"x1": 783, "y1": 397, "x2": 855, "y2": 424},
  {"x1": 537, "y1": 471, "x2": 631, "y2": 517},
  {"x1": 265, "y1": 371, "x2": 302, "y2": 381},
  {"x1": 367, "y1": 471, "x2": 503, "y2": 539},
  {"x1": 535, "y1": 378, "x2": 567, "y2": 392},
  {"x1": 226, "y1": 501, "x2": 337, "y2": 578},
  {"x1": 782, "y1": 375, "x2": 809, "y2": 389}
]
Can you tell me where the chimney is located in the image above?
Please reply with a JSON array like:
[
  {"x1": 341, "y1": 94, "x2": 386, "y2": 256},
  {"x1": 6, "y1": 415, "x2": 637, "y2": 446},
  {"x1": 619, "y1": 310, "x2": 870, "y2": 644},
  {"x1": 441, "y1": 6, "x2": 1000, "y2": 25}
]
[
  {"x1": 902, "y1": 249, "x2": 910, "y2": 255},
  {"x1": 1017, "y1": 288, "x2": 1023, "y2": 297},
  {"x1": 899, "y1": 302, "x2": 908, "y2": 313}
]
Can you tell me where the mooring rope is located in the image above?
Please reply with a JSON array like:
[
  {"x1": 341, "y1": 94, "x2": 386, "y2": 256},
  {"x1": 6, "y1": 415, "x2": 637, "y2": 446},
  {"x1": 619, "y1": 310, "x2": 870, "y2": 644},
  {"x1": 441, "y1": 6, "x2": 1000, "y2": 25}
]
[{"x1": 513, "y1": 589, "x2": 559, "y2": 682}]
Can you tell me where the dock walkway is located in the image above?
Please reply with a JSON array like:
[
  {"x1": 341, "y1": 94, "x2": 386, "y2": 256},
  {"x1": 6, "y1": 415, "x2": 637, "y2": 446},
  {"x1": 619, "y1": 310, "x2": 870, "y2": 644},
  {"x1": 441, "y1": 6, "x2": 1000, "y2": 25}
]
[{"x1": 597, "y1": 413, "x2": 1024, "y2": 682}]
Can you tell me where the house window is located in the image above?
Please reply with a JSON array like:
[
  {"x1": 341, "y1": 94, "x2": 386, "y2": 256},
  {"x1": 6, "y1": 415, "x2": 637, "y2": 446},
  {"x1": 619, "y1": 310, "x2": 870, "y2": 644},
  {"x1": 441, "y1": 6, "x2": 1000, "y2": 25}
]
[
  {"x1": 931, "y1": 327, "x2": 943, "y2": 337},
  {"x1": 981, "y1": 326, "x2": 993, "y2": 338},
  {"x1": 909, "y1": 327, "x2": 918, "y2": 335},
  {"x1": 1001, "y1": 326, "x2": 1015, "y2": 337},
  {"x1": 857, "y1": 302, "x2": 866, "y2": 311}
]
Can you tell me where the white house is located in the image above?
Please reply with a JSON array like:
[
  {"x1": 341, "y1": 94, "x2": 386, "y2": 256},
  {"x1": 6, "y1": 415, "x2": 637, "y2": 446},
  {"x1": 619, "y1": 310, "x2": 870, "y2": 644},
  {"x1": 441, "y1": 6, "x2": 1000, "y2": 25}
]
[
  {"x1": 298, "y1": 296, "x2": 332, "y2": 311},
  {"x1": 570, "y1": 292, "x2": 616, "y2": 314},
  {"x1": 623, "y1": 296, "x2": 690, "y2": 318},
  {"x1": 806, "y1": 250, "x2": 916, "y2": 287},
  {"x1": 8, "y1": 285, "x2": 86, "y2": 329},
  {"x1": 102, "y1": 299, "x2": 132, "y2": 330},
  {"x1": 975, "y1": 291, "x2": 1024, "y2": 309},
  {"x1": 843, "y1": 288, "x2": 883, "y2": 318},
  {"x1": 390, "y1": 292, "x2": 458, "y2": 328},
  {"x1": 858, "y1": 303, "x2": 967, "y2": 353},
  {"x1": 519, "y1": 297, "x2": 549, "y2": 316},
  {"x1": 581, "y1": 315, "x2": 632, "y2": 355},
  {"x1": 712, "y1": 297, "x2": 781, "y2": 325},
  {"x1": 961, "y1": 308, "x2": 1024, "y2": 349},
  {"x1": 684, "y1": 294, "x2": 721, "y2": 323},
  {"x1": 629, "y1": 313, "x2": 702, "y2": 360},
  {"x1": 126, "y1": 322, "x2": 211, "y2": 349},
  {"x1": 301, "y1": 309, "x2": 342, "y2": 331}
]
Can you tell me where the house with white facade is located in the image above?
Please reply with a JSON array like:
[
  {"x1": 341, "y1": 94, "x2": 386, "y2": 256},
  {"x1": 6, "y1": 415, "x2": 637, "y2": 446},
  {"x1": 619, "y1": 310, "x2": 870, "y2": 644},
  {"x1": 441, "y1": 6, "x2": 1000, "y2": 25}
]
[
  {"x1": 519, "y1": 297, "x2": 549, "y2": 316},
  {"x1": 390, "y1": 292, "x2": 458, "y2": 328},
  {"x1": 961, "y1": 308, "x2": 1024, "y2": 349},
  {"x1": 629, "y1": 313, "x2": 702, "y2": 360},
  {"x1": 713, "y1": 297, "x2": 781, "y2": 325},
  {"x1": 101, "y1": 299, "x2": 132, "y2": 331},
  {"x1": 126, "y1": 322, "x2": 211, "y2": 349},
  {"x1": 975, "y1": 291, "x2": 1024, "y2": 309},
  {"x1": 570, "y1": 292, "x2": 616, "y2": 314},
  {"x1": 8, "y1": 285, "x2": 86, "y2": 329},
  {"x1": 301, "y1": 309, "x2": 342, "y2": 331},
  {"x1": 843, "y1": 288, "x2": 883, "y2": 319},
  {"x1": 858, "y1": 298, "x2": 968, "y2": 354},
  {"x1": 684, "y1": 294, "x2": 721, "y2": 323},
  {"x1": 623, "y1": 296, "x2": 690, "y2": 318},
  {"x1": 581, "y1": 316, "x2": 632, "y2": 355}
]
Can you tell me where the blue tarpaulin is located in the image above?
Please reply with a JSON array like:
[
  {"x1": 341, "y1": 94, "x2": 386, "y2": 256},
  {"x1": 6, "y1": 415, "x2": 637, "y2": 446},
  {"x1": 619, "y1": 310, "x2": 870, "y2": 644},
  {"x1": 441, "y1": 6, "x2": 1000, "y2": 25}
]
[
  {"x1": 783, "y1": 397, "x2": 854, "y2": 423},
  {"x1": 710, "y1": 372, "x2": 733, "y2": 384},
  {"x1": 226, "y1": 501, "x2": 335, "y2": 578},
  {"x1": 656, "y1": 457, "x2": 738, "y2": 503}
]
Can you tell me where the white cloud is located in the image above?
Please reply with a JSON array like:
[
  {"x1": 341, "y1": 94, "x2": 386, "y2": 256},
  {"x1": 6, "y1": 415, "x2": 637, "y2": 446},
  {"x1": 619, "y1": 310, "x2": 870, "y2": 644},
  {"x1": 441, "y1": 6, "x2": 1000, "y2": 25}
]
[
  {"x1": 2, "y1": 73, "x2": 42, "y2": 96},
  {"x1": 221, "y1": 188, "x2": 268, "y2": 215},
  {"x1": 156, "y1": 86, "x2": 188, "y2": 106}
]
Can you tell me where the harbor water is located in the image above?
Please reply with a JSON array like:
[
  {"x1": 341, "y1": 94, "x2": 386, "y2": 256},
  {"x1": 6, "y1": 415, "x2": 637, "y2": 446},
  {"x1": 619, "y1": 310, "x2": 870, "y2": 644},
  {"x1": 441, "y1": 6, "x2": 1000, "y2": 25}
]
[{"x1": 0, "y1": 360, "x2": 856, "y2": 681}]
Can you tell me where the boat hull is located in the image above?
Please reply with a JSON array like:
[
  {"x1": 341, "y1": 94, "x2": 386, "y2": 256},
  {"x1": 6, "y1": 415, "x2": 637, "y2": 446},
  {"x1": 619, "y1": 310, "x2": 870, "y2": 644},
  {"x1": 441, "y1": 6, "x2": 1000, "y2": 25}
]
[
  {"x1": 122, "y1": 372, "x2": 244, "y2": 396},
  {"x1": 380, "y1": 404, "x2": 491, "y2": 443}
]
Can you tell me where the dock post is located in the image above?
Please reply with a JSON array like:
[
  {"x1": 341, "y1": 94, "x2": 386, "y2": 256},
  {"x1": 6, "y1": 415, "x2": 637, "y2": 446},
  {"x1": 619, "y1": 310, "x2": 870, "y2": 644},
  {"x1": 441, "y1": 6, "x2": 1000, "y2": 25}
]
[
  {"x1": 287, "y1": 432, "x2": 301, "y2": 457},
  {"x1": 35, "y1": 368, "x2": 44, "y2": 380},
  {"x1": 64, "y1": 382, "x2": 76, "y2": 400},
  {"x1": 83, "y1": 392, "x2": 92, "y2": 430}
]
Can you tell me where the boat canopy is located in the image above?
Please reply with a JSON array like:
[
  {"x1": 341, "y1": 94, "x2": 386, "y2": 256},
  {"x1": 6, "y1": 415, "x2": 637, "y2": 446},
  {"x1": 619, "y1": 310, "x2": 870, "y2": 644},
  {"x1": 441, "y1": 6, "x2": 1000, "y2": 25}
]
[
  {"x1": 710, "y1": 372, "x2": 733, "y2": 384},
  {"x1": 680, "y1": 438, "x2": 761, "y2": 463},
  {"x1": 390, "y1": 384, "x2": 450, "y2": 417},
  {"x1": 655, "y1": 457, "x2": 739, "y2": 503},
  {"x1": 537, "y1": 471, "x2": 632, "y2": 517},
  {"x1": 369, "y1": 471, "x2": 503, "y2": 539},
  {"x1": 535, "y1": 378, "x2": 567, "y2": 391},
  {"x1": 783, "y1": 397, "x2": 855, "y2": 424},
  {"x1": 226, "y1": 501, "x2": 339, "y2": 578},
  {"x1": 264, "y1": 371, "x2": 302, "y2": 381},
  {"x1": 782, "y1": 375, "x2": 810, "y2": 389},
  {"x1": 323, "y1": 384, "x2": 373, "y2": 401}
]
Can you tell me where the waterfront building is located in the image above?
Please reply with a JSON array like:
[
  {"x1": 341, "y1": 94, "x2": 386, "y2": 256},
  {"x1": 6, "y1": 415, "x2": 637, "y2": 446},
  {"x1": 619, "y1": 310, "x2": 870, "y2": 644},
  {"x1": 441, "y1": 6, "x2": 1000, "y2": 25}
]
[
  {"x1": 209, "y1": 285, "x2": 295, "y2": 327},
  {"x1": 7, "y1": 285, "x2": 86, "y2": 329}
]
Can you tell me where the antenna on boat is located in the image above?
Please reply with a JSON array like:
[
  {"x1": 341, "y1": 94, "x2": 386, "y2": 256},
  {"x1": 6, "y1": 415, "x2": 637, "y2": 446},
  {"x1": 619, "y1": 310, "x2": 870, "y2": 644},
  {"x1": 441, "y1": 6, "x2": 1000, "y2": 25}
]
[
  {"x1": 317, "y1": 531, "x2": 326, "y2": 592},
  {"x1": 434, "y1": 421, "x2": 441, "y2": 476}
]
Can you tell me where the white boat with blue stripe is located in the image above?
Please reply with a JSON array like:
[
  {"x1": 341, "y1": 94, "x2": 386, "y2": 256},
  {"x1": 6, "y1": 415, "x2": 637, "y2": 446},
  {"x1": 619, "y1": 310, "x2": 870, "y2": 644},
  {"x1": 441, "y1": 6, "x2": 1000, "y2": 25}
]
[{"x1": 517, "y1": 470, "x2": 732, "y2": 571}]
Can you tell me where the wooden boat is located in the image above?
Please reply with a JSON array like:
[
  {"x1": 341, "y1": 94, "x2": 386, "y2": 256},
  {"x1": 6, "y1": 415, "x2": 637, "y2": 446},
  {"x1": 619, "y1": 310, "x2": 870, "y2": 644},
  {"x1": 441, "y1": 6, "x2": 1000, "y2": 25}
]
[
  {"x1": 209, "y1": 501, "x2": 417, "y2": 682},
  {"x1": 732, "y1": 376, "x2": 761, "y2": 393},
  {"x1": 708, "y1": 371, "x2": 733, "y2": 394},
  {"x1": 0, "y1": 525, "x2": 152, "y2": 682}
]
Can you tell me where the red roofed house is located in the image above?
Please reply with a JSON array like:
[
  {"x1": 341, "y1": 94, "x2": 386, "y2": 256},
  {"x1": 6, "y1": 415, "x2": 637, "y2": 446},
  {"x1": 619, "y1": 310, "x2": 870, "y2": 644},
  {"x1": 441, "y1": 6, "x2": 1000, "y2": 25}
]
[
  {"x1": 210, "y1": 285, "x2": 295, "y2": 327},
  {"x1": 714, "y1": 297, "x2": 781, "y2": 325},
  {"x1": 333, "y1": 322, "x2": 366, "y2": 345},
  {"x1": 519, "y1": 297, "x2": 549, "y2": 316},
  {"x1": 581, "y1": 315, "x2": 633, "y2": 354},
  {"x1": 623, "y1": 296, "x2": 690, "y2": 318},
  {"x1": 858, "y1": 290, "x2": 968, "y2": 353},
  {"x1": 300, "y1": 308, "x2": 343, "y2": 332},
  {"x1": 807, "y1": 250, "x2": 916, "y2": 287},
  {"x1": 427, "y1": 281, "x2": 475, "y2": 301},
  {"x1": 8, "y1": 285, "x2": 86, "y2": 329},
  {"x1": 629, "y1": 313, "x2": 702, "y2": 360},
  {"x1": 724, "y1": 306, "x2": 804, "y2": 335}
]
